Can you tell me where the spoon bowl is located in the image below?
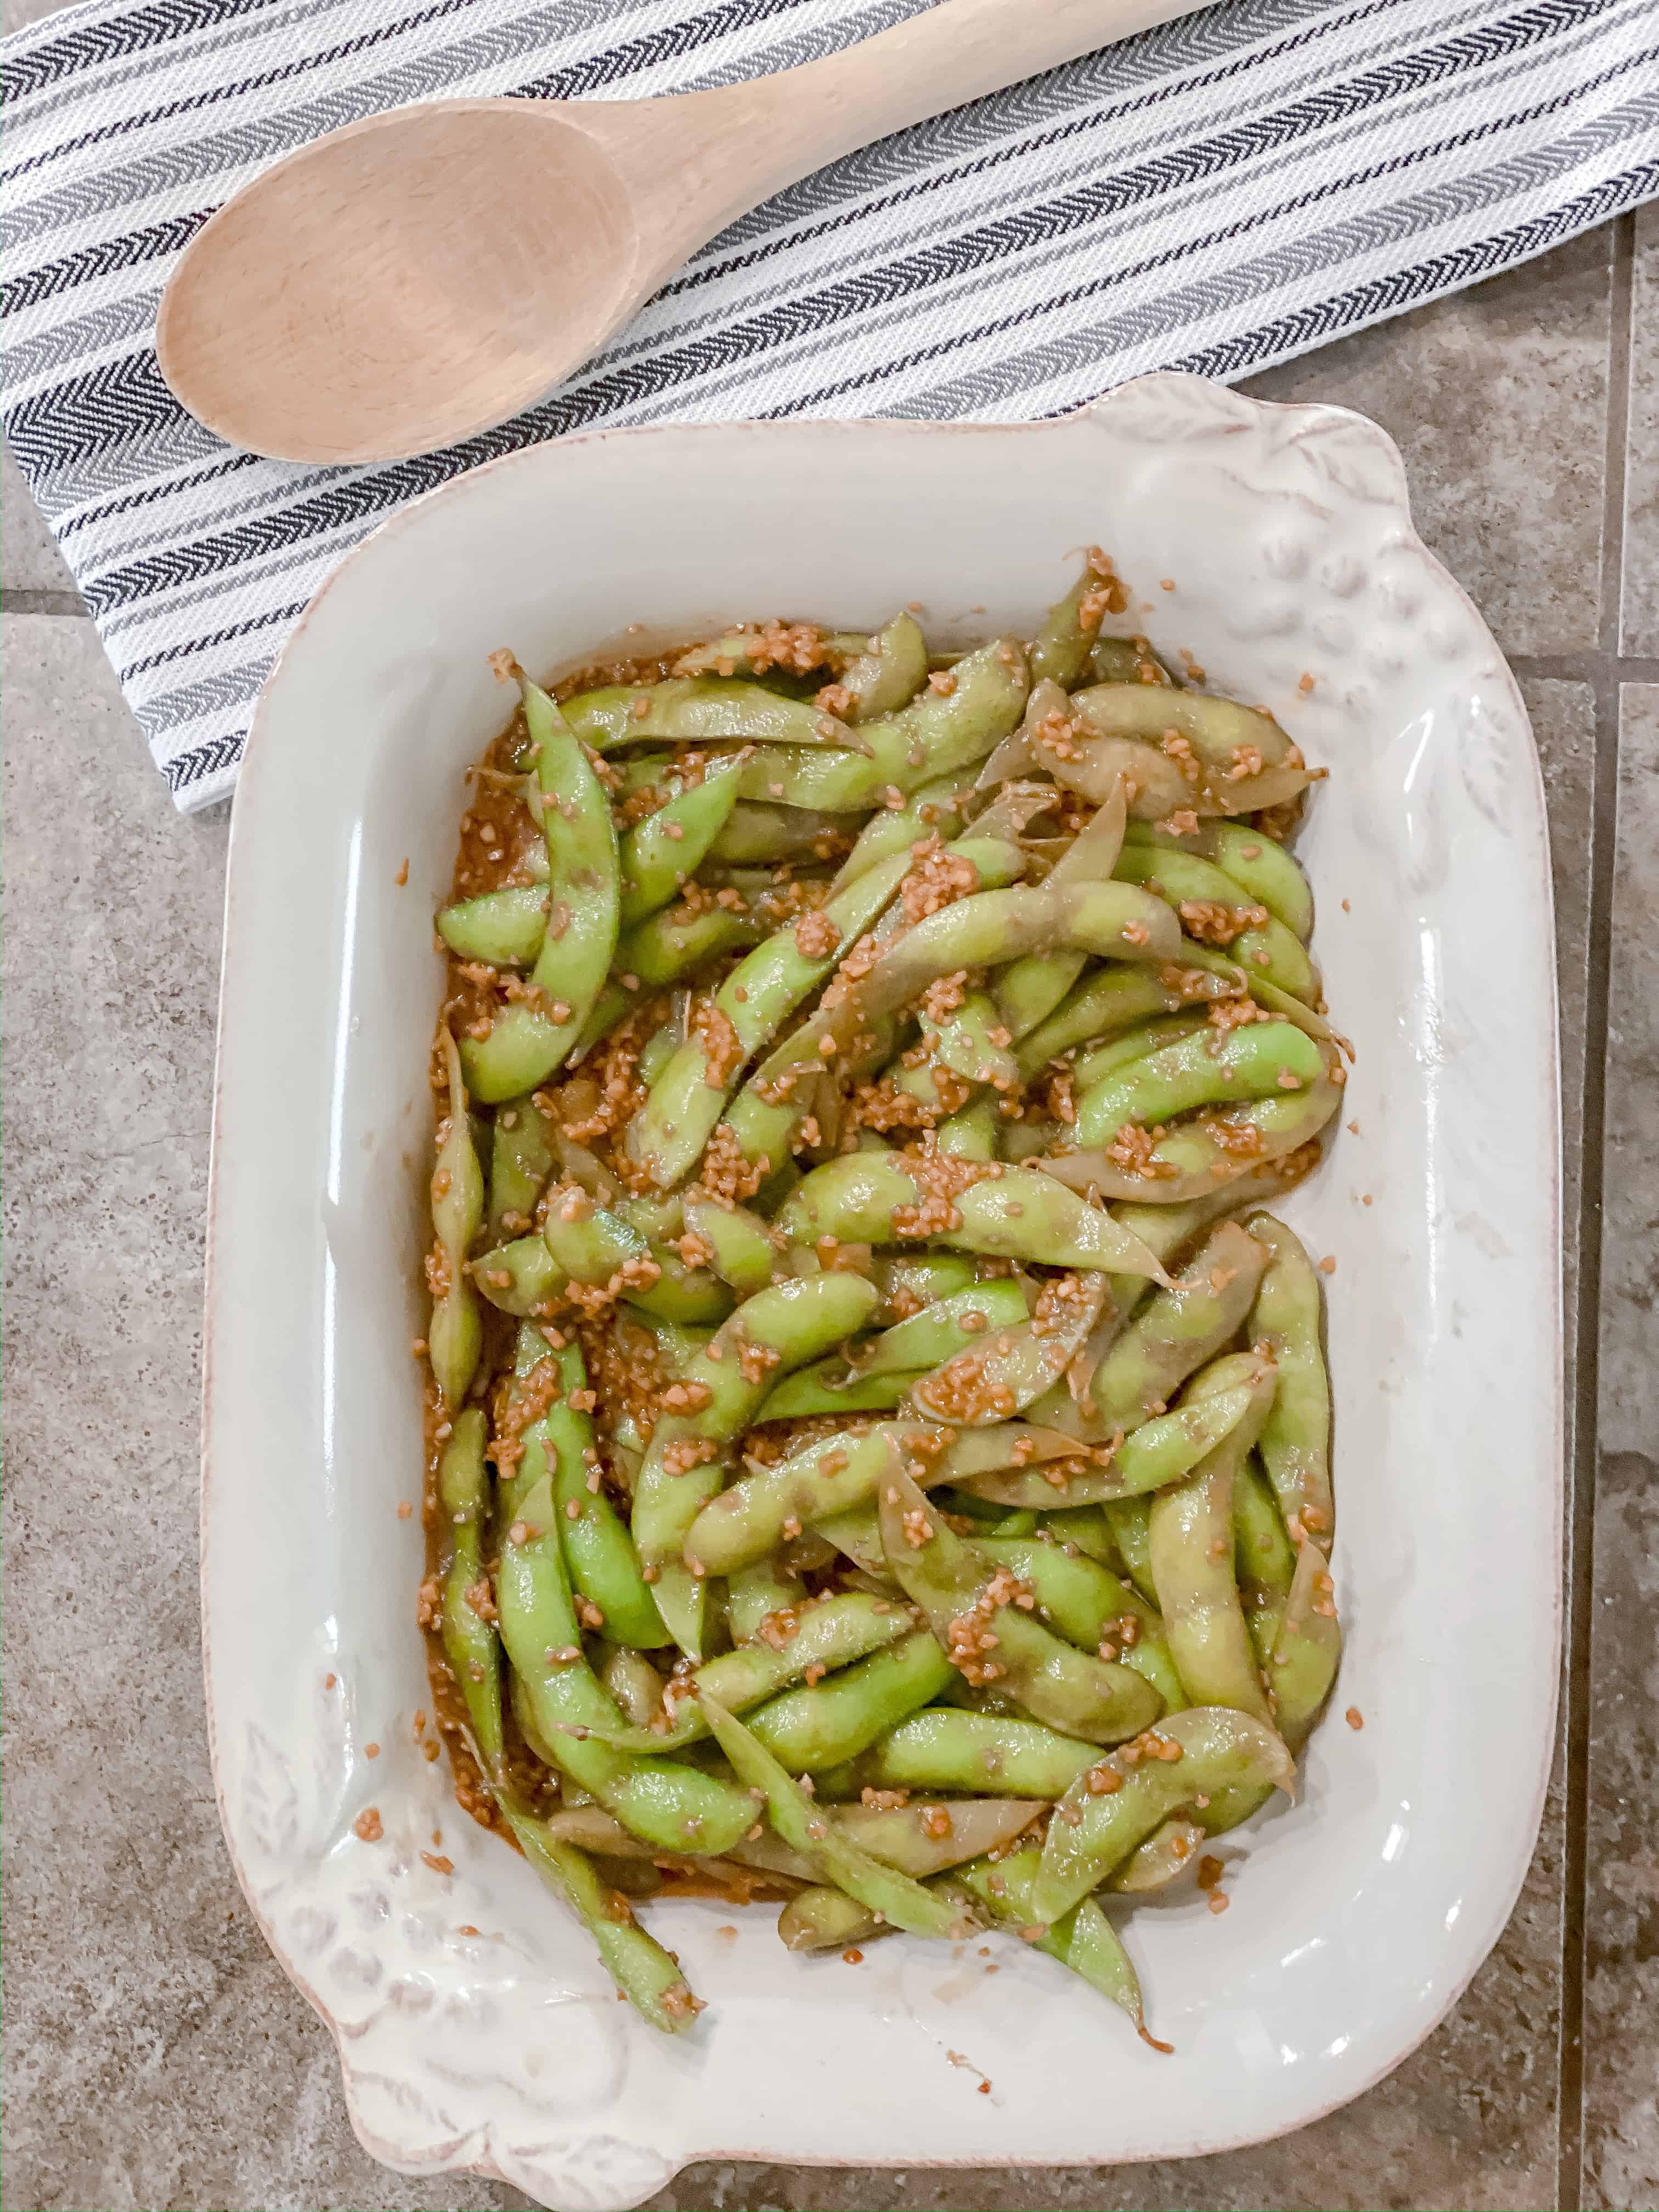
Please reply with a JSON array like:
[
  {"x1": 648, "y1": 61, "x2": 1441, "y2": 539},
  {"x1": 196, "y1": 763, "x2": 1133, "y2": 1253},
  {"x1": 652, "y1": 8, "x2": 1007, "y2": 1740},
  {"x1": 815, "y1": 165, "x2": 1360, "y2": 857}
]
[{"x1": 158, "y1": 103, "x2": 649, "y2": 465}]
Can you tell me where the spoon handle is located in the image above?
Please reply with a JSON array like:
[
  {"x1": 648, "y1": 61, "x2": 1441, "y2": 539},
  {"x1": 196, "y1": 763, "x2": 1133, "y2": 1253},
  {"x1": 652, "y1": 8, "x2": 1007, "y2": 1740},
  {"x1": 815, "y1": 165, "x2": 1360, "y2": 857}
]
[
  {"x1": 775, "y1": 0, "x2": 1208, "y2": 157},
  {"x1": 633, "y1": 0, "x2": 1212, "y2": 246}
]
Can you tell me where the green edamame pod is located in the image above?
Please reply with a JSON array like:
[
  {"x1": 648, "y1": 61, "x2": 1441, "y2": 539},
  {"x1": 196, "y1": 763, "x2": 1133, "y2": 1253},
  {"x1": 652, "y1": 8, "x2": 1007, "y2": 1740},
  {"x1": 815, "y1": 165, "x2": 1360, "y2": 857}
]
[
  {"x1": 495, "y1": 1474, "x2": 757, "y2": 1853},
  {"x1": 973, "y1": 1536, "x2": 1184, "y2": 1712},
  {"x1": 1065, "y1": 685, "x2": 1316, "y2": 817},
  {"x1": 614, "y1": 903, "x2": 761, "y2": 989},
  {"x1": 778, "y1": 1155, "x2": 1170, "y2": 1282},
  {"x1": 438, "y1": 1408, "x2": 503, "y2": 1779},
  {"x1": 1107, "y1": 1818, "x2": 1206, "y2": 1894},
  {"x1": 829, "y1": 772, "x2": 974, "y2": 893},
  {"x1": 955, "y1": 1382, "x2": 1259, "y2": 1508},
  {"x1": 632, "y1": 1271, "x2": 882, "y2": 1658},
  {"x1": 499, "y1": 1802, "x2": 703, "y2": 2032},
  {"x1": 1029, "y1": 555, "x2": 1117, "y2": 687},
  {"x1": 589, "y1": 1592, "x2": 915, "y2": 1750},
  {"x1": 600, "y1": 1644, "x2": 669, "y2": 1727},
  {"x1": 1105, "y1": 1497, "x2": 1157, "y2": 1603},
  {"x1": 1074, "y1": 1021, "x2": 1325, "y2": 1152},
  {"x1": 1015, "y1": 963, "x2": 1232, "y2": 1079},
  {"x1": 726, "y1": 1558, "x2": 806, "y2": 1642},
  {"x1": 487, "y1": 1092, "x2": 555, "y2": 1244},
  {"x1": 1269, "y1": 1537, "x2": 1341, "y2": 1747},
  {"x1": 744, "y1": 1629, "x2": 956, "y2": 1770},
  {"x1": 428, "y1": 1029, "x2": 483, "y2": 1409},
  {"x1": 878, "y1": 1466, "x2": 1161, "y2": 1744},
  {"x1": 821, "y1": 1708, "x2": 1099, "y2": 1801},
  {"x1": 562, "y1": 675, "x2": 853, "y2": 749},
  {"x1": 1234, "y1": 1453, "x2": 1297, "y2": 1662},
  {"x1": 681, "y1": 1192, "x2": 780, "y2": 1297},
  {"x1": 779, "y1": 1885, "x2": 883, "y2": 1952},
  {"x1": 955, "y1": 1848, "x2": 1154, "y2": 2040},
  {"x1": 1113, "y1": 845, "x2": 1317, "y2": 1002},
  {"x1": 1125, "y1": 819, "x2": 1313, "y2": 941},
  {"x1": 709, "y1": 802, "x2": 851, "y2": 866},
  {"x1": 617, "y1": 758, "x2": 744, "y2": 928},
  {"x1": 545, "y1": 1341, "x2": 666, "y2": 1649},
  {"x1": 1041, "y1": 1071, "x2": 1342, "y2": 1205},
  {"x1": 1079, "y1": 1219, "x2": 1269, "y2": 1433},
  {"x1": 459, "y1": 676, "x2": 620, "y2": 1102},
  {"x1": 912, "y1": 1270, "x2": 1107, "y2": 1427},
  {"x1": 625, "y1": 851, "x2": 911, "y2": 1189},
  {"x1": 699, "y1": 1695, "x2": 963, "y2": 1940},
  {"x1": 1148, "y1": 1353, "x2": 1278, "y2": 1720},
  {"x1": 733, "y1": 637, "x2": 1029, "y2": 811},
  {"x1": 1246, "y1": 1213, "x2": 1334, "y2": 1543},
  {"x1": 837, "y1": 612, "x2": 929, "y2": 723},
  {"x1": 437, "y1": 884, "x2": 550, "y2": 967},
  {"x1": 1032, "y1": 1705, "x2": 1296, "y2": 1923}
]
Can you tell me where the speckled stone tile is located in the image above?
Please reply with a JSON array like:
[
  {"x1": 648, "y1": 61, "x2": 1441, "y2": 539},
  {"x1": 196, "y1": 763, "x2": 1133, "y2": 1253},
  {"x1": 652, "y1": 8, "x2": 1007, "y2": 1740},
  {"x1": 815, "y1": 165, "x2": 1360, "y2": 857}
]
[
  {"x1": 1621, "y1": 208, "x2": 1659, "y2": 657},
  {"x1": 0, "y1": 617, "x2": 529, "y2": 2212},
  {"x1": 2, "y1": 441, "x2": 79, "y2": 600},
  {"x1": 1244, "y1": 228, "x2": 1613, "y2": 662},
  {"x1": 0, "y1": 0, "x2": 77, "y2": 33},
  {"x1": 1582, "y1": 686, "x2": 1659, "y2": 2212}
]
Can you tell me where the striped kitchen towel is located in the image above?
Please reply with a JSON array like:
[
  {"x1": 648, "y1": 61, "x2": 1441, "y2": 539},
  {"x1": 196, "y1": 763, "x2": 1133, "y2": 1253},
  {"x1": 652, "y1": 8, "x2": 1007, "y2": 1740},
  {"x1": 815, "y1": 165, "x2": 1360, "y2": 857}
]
[{"x1": 3, "y1": 0, "x2": 1657, "y2": 811}]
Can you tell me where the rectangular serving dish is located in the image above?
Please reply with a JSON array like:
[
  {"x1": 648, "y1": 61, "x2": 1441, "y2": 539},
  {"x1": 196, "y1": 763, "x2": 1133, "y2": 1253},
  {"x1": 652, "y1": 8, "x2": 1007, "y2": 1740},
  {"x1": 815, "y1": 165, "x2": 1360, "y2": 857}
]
[{"x1": 202, "y1": 376, "x2": 1561, "y2": 2210}]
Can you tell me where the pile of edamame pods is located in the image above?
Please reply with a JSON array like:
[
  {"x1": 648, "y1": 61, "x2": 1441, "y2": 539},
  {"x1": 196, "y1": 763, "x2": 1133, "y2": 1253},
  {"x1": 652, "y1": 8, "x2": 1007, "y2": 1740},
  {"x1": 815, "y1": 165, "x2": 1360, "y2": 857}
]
[{"x1": 419, "y1": 552, "x2": 1345, "y2": 2040}]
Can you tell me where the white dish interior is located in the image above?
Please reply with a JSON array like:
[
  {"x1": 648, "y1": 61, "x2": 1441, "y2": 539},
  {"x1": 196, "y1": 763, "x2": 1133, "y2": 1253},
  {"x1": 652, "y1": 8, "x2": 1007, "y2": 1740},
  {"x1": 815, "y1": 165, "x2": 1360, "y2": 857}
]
[{"x1": 204, "y1": 377, "x2": 1561, "y2": 2210}]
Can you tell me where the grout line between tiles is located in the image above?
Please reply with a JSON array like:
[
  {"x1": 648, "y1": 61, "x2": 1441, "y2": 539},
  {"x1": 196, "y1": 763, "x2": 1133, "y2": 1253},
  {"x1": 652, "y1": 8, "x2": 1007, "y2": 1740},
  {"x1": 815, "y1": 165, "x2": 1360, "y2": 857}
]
[
  {"x1": 1, "y1": 588, "x2": 87, "y2": 617},
  {"x1": 1553, "y1": 202, "x2": 1635, "y2": 2212}
]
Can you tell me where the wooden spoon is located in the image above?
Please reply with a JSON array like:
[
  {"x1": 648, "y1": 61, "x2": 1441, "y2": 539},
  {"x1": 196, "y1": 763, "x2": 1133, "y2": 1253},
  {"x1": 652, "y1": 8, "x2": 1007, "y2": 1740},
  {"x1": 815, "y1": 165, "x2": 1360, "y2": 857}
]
[{"x1": 157, "y1": 0, "x2": 1204, "y2": 466}]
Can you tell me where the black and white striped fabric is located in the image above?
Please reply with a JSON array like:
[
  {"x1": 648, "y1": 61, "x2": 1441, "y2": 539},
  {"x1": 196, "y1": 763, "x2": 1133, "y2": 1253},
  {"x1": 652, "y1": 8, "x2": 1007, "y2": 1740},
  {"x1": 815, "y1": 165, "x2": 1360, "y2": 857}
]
[{"x1": 4, "y1": 0, "x2": 1656, "y2": 811}]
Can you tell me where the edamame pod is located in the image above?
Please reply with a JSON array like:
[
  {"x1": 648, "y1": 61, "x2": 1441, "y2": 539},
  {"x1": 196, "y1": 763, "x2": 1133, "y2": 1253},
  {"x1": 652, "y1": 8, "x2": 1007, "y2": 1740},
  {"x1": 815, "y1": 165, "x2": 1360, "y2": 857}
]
[
  {"x1": 1148, "y1": 1353, "x2": 1278, "y2": 1719},
  {"x1": 487, "y1": 1093, "x2": 556, "y2": 1244},
  {"x1": 438, "y1": 1409, "x2": 503, "y2": 1779},
  {"x1": 625, "y1": 853, "x2": 912, "y2": 1189},
  {"x1": 837, "y1": 612, "x2": 929, "y2": 723},
  {"x1": 1125, "y1": 819, "x2": 1313, "y2": 941},
  {"x1": 733, "y1": 637, "x2": 1029, "y2": 810},
  {"x1": 1114, "y1": 845, "x2": 1317, "y2": 1001},
  {"x1": 437, "y1": 884, "x2": 550, "y2": 967},
  {"x1": 778, "y1": 1156, "x2": 1171, "y2": 1281},
  {"x1": 1077, "y1": 1220, "x2": 1269, "y2": 1434},
  {"x1": 1269, "y1": 1536, "x2": 1342, "y2": 1747},
  {"x1": 699, "y1": 1695, "x2": 964, "y2": 1939},
  {"x1": 820, "y1": 1708, "x2": 1099, "y2": 1801},
  {"x1": 955, "y1": 1382, "x2": 1258, "y2": 1508},
  {"x1": 428, "y1": 1029, "x2": 483, "y2": 1408},
  {"x1": 1032, "y1": 1705, "x2": 1296, "y2": 1922},
  {"x1": 744, "y1": 1629, "x2": 956, "y2": 1770},
  {"x1": 1074, "y1": 1022, "x2": 1325, "y2": 1152},
  {"x1": 562, "y1": 675, "x2": 854, "y2": 749},
  {"x1": 878, "y1": 1466, "x2": 1162, "y2": 1745},
  {"x1": 1247, "y1": 1213, "x2": 1335, "y2": 1543},
  {"x1": 500, "y1": 1803, "x2": 703, "y2": 2032},
  {"x1": 632, "y1": 1271, "x2": 882, "y2": 1657},
  {"x1": 460, "y1": 677, "x2": 620, "y2": 1102},
  {"x1": 495, "y1": 1475, "x2": 757, "y2": 1853},
  {"x1": 590, "y1": 1592, "x2": 915, "y2": 1750},
  {"x1": 955, "y1": 1848, "x2": 1154, "y2": 2040},
  {"x1": 1039, "y1": 1071, "x2": 1342, "y2": 1204},
  {"x1": 973, "y1": 1535, "x2": 1184, "y2": 1711}
]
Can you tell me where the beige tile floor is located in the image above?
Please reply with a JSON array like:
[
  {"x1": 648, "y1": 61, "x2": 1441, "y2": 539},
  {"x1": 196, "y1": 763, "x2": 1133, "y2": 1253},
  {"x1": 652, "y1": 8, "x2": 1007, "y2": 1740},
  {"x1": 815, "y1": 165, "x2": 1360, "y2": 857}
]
[{"x1": 3, "y1": 180, "x2": 1656, "y2": 2210}]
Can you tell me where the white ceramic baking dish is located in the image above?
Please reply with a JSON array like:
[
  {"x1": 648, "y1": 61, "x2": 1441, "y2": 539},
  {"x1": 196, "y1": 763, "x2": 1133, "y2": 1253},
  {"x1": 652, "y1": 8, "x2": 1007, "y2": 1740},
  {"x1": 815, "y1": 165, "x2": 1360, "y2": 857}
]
[{"x1": 202, "y1": 374, "x2": 1561, "y2": 2209}]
